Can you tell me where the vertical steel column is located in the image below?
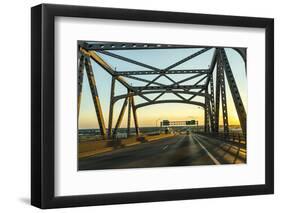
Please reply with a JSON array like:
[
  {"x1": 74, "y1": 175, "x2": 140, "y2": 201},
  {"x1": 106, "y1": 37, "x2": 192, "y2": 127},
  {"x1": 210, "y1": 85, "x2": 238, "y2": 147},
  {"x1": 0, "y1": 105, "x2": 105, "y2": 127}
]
[
  {"x1": 209, "y1": 76, "x2": 216, "y2": 132},
  {"x1": 218, "y1": 53, "x2": 229, "y2": 134},
  {"x1": 127, "y1": 92, "x2": 132, "y2": 137},
  {"x1": 108, "y1": 77, "x2": 116, "y2": 137},
  {"x1": 113, "y1": 97, "x2": 128, "y2": 136},
  {"x1": 131, "y1": 96, "x2": 140, "y2": 136},
  {"x1": 214, "y1": 54, "x2": 221, "y2": 133},
  {"x1": 84, "y1": 56, "x2": 106, "y2": 136},
  {"x1": 220, "y1": 49, "x2": 247, "y2": 135},
  {"x1": 204, "y1": 89, "x2": 210, "y2": 133},
  {"x1": 77, "y1": 54, "x2": 84, "y2": 117}
]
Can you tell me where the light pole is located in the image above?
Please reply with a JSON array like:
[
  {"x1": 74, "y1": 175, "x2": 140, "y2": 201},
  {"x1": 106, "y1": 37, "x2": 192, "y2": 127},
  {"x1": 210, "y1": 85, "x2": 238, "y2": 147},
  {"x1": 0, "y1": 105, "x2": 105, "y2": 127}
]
[
  {"x1": 197, "y1": 106, "x2": 203, "y2": 132},
  {"x1": 155, "y1": 118, "x2": 162, "y2": 133}
]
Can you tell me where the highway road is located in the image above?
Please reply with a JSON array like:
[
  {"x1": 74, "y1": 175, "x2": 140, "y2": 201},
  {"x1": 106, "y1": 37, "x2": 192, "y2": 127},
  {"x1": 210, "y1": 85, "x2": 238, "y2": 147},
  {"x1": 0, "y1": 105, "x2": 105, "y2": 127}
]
[{"x1": 79, "y1": 133, "x2": 246, "y2": 170}]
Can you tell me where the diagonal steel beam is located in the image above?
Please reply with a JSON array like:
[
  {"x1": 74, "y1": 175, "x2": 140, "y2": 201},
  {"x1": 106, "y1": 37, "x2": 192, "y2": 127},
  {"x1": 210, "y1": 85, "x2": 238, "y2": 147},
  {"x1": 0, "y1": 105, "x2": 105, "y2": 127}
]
[
  {"x1": 204, "y1": 89, "x2": 210, "y2": 133},
  {"x1": 172, "y1": 73, "x2": 206, "y2": 86},
  {"x1": 209, "y1": 48, "x2": 218, "y2": 74},
  {"x1": 207, "y1": 95, "x2": 214, "y2": 133},
  {"x1": 127, "y1": 91, "x2": 132, "y2": 136},
  {"x1": 140, "y1": 74, "x2": 162, "y2": 91},
  {"x1": 129, "y1": 70, "x2": 207, "y2": 101},
  {"x1": 205, "y1": 48, "x2": 218, "y2": 87},
  {"x1": 97, "y1": 50, "x2": 160, "y2": 71},
  {"x1": 80, "y1": 47, "x2": 132, "y2": 90},
  {"x1": 131, "y1": 96, "x2": 140, "y2": 136},
  {"x1": 187, "y1": 88, "x2": 205, "y2": 101},
  {"x1": 84, "y1": 56, "x2": 107, "y2": 136},
  {"x1": 179, "y1": 75, "x2": 208, "y2": 95},
  {"x1": 163, "y1": 74, "x2": 177, "y2": 84},
  {"x1": 80, "y1": 47, "x2": 152, "y2": 103},
  {"x1": 209, "y1": 75, "x2": 215, "y2": 132},
  {"x1": 173, "y1": 92, "x2": 186, "y2": 100},
  {"x1": 214, "y1": 54, "x2": 222, "y2": 133},
  {"x1": 193, "y1": 75, "x2": 208, "y2": 86},
  {"x1": 98, "y1": 49, "x2": 210, "y2": 94},
  {"x1": 164, "y1": 48, "x2": 212, "y2": 71},
  {"x1": 107, "y1": 77, "x2": 115, "y2": 137},
  {"x1": 152, "y1": 92, "x2": 165, "y2": 102},
  {"x1": 113, "y1": 97, "x2": 128, "y2": 136},
  {"x1": 219, "y1": 48, "x2": 246, "y2": 135},
  {"x1": 139, "y1": 48, "x2": 212, "y2": 92},
  {"x1": 219, "y1": 59, "x2": 229, "y2": 134},
  {"x1": 123, "y1": 75, "x2": 165, "y2": 86},
  {"x1": 77, "y1": 54, "x2": 85, "y2": 117}
]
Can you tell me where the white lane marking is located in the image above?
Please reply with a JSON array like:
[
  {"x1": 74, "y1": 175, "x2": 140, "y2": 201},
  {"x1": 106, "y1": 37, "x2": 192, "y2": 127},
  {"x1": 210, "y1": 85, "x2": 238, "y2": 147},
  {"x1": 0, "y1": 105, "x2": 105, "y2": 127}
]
[
  {"x1": 161, "y1": 135, "x2": 185, "y2": 151},
  {"x1": 175, "y1": 135, "x2": 186, "y2": 144},
  {"x1": 162, "y1": 145, "x2": 169, "y2": 150},
  {"x1": 193, "y1": 136, "x2": 221, "y2": 165}
]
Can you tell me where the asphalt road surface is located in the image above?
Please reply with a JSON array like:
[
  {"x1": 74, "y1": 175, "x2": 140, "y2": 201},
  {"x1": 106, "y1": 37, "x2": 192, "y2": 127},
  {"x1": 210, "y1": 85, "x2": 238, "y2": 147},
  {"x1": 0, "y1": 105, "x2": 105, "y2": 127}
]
[{"x1": 79, "y1": 133, "x2": 246, "y2": 170}]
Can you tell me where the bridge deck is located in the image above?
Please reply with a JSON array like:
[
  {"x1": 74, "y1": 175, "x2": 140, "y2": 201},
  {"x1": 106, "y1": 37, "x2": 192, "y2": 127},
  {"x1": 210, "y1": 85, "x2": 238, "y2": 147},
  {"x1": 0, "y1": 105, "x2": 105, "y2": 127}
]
[{"x1": 79, "y1": 133, "x2": 246, "y2": 170}]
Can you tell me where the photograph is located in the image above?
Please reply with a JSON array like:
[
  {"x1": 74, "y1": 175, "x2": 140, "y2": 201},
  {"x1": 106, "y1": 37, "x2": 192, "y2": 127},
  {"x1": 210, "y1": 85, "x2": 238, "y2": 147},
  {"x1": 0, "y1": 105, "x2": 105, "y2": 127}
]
[{"x1": 77, "y1": 41, "x2": 247, "y2": 170}]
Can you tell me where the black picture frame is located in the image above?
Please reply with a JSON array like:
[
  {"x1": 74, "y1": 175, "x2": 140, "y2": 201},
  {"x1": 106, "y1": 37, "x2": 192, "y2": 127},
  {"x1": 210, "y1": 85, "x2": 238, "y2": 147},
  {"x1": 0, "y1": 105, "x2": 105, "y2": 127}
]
[{"x1": 31, "y1": 3, "x2": 274, "y2": 209}]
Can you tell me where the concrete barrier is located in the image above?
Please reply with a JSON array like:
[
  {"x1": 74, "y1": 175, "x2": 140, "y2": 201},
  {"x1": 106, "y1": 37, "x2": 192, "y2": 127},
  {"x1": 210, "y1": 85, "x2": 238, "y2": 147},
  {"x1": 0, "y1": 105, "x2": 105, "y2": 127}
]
[{"x1": 79, "y1": 133, "x2": 175, "y2": 159}]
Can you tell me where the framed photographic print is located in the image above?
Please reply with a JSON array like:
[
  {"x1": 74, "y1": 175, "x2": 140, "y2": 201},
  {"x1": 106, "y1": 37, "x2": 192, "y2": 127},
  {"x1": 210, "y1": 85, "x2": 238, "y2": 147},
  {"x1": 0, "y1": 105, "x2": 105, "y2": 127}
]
[{"x1": 31, "y1": 4, "x2": 274, "y2": 209}]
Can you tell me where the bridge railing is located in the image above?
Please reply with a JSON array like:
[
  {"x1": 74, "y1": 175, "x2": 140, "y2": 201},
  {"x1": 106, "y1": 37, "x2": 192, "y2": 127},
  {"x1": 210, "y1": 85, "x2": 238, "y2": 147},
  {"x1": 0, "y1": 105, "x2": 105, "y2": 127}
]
[{"x1": 195, "y1": 132, "x2": 246, "y2": 149}]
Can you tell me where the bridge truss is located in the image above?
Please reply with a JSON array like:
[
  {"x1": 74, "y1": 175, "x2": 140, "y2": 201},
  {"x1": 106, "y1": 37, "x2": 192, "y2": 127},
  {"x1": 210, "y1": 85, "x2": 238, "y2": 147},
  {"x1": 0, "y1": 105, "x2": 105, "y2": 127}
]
[{"x1": 78, "y1": 41, "x2": 247, "y2": 137}]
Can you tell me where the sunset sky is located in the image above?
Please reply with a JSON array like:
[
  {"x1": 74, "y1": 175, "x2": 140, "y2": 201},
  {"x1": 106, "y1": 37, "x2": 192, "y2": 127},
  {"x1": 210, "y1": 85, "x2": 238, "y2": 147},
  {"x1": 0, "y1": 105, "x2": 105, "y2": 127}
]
[{"x1": 78, "y1": 46, "x2": 247, "y2": 129}]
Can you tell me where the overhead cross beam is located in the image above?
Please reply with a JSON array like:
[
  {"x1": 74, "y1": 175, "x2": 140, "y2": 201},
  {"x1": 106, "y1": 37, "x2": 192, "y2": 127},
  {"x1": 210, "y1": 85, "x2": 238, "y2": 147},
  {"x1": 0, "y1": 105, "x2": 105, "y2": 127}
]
[
  {"x1": 80, "y1": 41, "x2": 203, "y2": 51},
  {"x1": 135, "y1": 100, "x2": 206, "y2": 109},
  {"x1": 113, "y1": 90, "x2": 209, "y2": 103},
  {"x1": 133, "y1": 85, "x2": 205, "y2": 91},
  {"x1": 116, "y1": 69, "x2": 209, "y2": 76}
]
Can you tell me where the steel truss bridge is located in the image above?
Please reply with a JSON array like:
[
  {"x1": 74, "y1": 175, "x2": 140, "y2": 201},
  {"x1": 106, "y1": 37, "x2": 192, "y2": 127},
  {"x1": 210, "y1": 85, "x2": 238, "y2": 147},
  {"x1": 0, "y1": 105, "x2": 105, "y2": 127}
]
[{"x1": 78, "y1": 41, "x2": 247, "y2": 138}]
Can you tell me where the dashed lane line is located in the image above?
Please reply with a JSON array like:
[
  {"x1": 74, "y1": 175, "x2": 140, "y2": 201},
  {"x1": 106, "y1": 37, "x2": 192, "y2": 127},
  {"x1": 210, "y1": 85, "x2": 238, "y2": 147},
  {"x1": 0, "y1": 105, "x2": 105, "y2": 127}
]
[
  {"x1": 160, "y1": 135, "x2": 185, "y2": 151},
  {"x1": 162, "y1": 145, "x2": 169, "y2": 150}
]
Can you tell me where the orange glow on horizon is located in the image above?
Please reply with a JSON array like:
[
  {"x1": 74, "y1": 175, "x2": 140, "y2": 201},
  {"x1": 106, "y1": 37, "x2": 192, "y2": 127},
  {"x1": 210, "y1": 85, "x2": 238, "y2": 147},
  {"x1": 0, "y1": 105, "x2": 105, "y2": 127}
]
[{"x1": 78, "y1": 102, "x2": 243, "y2": 129}]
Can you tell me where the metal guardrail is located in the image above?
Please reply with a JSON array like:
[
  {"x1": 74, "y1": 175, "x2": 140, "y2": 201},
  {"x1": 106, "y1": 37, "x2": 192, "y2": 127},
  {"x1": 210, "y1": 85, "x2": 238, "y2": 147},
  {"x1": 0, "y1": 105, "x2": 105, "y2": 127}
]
[
  {"x1": 214, "y1": 132, "x2": 245, "y2": 143},
  {"x1": 195, "y1": 132, "x2": 246, "y2": 148}
]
